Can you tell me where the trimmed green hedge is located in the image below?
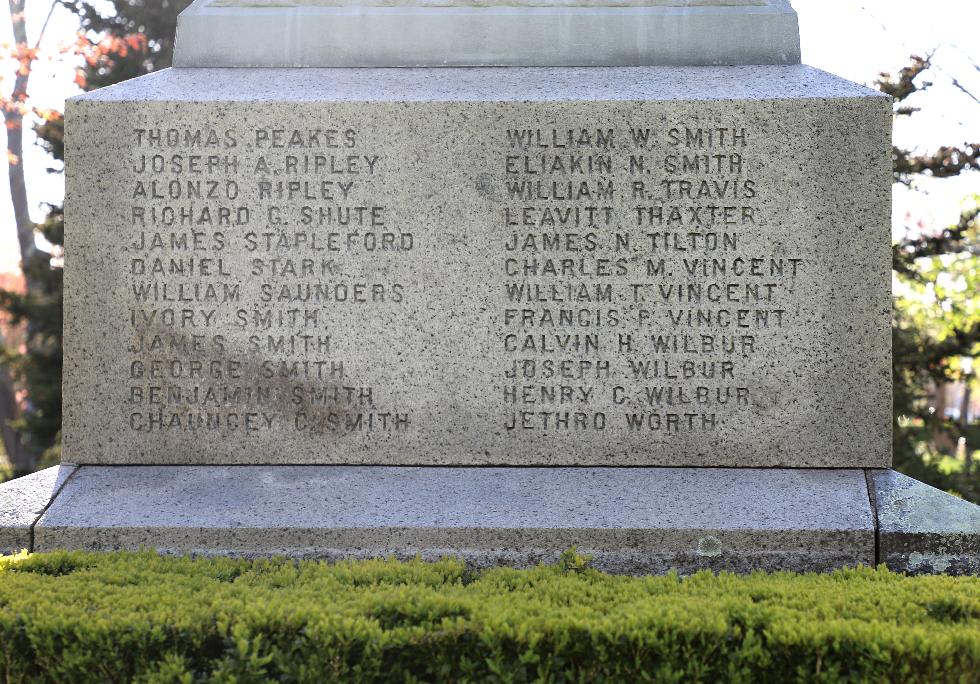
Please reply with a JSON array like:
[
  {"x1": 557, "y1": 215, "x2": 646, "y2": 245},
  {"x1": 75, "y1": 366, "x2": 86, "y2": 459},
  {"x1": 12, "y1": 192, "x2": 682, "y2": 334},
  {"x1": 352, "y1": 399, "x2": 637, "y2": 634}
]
[{"x1": 0, "y1": 551, "x2": 978, "y2": 683}]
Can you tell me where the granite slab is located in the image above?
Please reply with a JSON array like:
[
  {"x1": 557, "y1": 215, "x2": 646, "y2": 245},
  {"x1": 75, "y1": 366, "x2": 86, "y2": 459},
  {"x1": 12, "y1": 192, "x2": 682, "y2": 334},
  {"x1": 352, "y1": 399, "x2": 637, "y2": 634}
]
[
  {"x1": 870, "y1": 469, "x2": 980, "y2": 575},
  {"x1": 0, "y1": 465, "x2": 77, "y2": 554},
  {"x1": 64, "y1": 65, "x2": 892, "y2": 467},
  {"x1": 35, "y1": 465, "x2": 875, "y2": 573}
]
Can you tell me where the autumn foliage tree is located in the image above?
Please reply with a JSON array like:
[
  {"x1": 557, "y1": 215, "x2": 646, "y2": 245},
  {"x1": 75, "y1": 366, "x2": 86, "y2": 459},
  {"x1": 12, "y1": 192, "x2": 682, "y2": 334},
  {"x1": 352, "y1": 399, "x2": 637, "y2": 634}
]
[
  {"x1": 0, "y1": 0, "x2": 61, "y2": 471},
  {"x1": 63, "y1": 0, "x2": 191, "y2": 85},
  {"x1": 881, "y1": 56, "x2": 980, "y2": 502},
  {"x1": 0, "y1": 0, "x2": 183, "y2": 473}
]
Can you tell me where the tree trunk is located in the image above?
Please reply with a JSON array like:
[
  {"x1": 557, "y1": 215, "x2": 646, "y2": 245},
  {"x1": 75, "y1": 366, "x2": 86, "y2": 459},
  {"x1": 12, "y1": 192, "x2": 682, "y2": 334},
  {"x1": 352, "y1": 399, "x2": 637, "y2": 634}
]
[
  {"x1": 933, "y1": 381, "x2": 947, "y2": 420},
  {"x1": 961, "y1": 382, "x2": 973, "y2": 427},
  {"x1": 0, "y1": 335, "x2": 25, "y2": 470},
  {"x1": 962, "y1": 379, "x2": 974, "y2": 474},
  {"x1": 0, "y1": 0, "x2": 46, "y2": 470},
  {"x1": 5, "y1": 0, "x2": 40, "y2": 291}
]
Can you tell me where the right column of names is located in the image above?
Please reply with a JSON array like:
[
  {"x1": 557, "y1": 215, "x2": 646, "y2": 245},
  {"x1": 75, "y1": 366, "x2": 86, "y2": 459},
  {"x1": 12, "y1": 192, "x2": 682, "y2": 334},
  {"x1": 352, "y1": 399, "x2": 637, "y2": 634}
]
[{"x1": 498, "y1": 122, "x2": 805, "y2": 438}]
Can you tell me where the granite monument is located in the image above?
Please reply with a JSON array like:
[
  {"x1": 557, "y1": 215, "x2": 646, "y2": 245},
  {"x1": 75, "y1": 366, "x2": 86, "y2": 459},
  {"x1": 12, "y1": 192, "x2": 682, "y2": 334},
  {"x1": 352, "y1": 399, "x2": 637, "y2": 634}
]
[{"x1": 1, "y1": 0, "x2": 977, "y2": 574}]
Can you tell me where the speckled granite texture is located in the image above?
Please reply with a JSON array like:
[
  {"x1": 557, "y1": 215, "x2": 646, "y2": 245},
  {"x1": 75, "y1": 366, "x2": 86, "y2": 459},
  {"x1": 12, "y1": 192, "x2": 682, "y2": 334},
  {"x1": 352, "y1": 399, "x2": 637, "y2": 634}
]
[
  {"x1": 870, "y1": 469, "x2": 980, "y2": 575},
  {"x1": 35, "y1": 466, "x2": 874, "y2": 573},
  {"x1": 78, "y1": 64, "x2": 869, "y2": 102},
  {"x1": 174, "y1": 0, "x2": 801, "y2": 67},
  {"x1": 0, "y1": 465, "x2": 76, "y2": 554},
  {"x1": 2, "y1": 466, "x2": 974, "y2": 574},
  {"x1": 65, "y1": 65, "x2": 892, "y2": 467}
]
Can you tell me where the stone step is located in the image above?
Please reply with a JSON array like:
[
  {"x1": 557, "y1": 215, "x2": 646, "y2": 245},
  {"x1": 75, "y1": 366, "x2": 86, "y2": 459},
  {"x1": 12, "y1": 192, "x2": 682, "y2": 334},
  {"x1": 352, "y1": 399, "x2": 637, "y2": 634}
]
[{"x1": 4, "y1": 466, "x2": 975, "y2": 574}]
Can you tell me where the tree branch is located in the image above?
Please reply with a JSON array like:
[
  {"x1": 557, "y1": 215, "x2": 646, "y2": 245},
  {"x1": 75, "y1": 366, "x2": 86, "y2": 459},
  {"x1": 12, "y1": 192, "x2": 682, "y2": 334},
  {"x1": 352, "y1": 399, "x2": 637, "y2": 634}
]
[
  {"x1": 894, "y1": 205, "x2": 980, "y2": 277},
  {"x1": 950, "y1": 76, "x2": 980, "y2": 107},
  {"x1": 876, "y1": 54, "x2": 933, "y2": 105},
  {"x1": 893, "y1": 143, "x2": 980, "y2": 184},
  {"x1": 4, "y1": 0, "x2": 52, "y2": 293}
]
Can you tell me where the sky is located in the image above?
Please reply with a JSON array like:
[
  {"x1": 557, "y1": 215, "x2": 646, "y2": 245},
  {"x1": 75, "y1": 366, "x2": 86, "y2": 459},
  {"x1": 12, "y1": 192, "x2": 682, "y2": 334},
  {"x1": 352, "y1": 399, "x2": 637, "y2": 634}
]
[{"x1": 0, "y1": 0, "x2": 978, "y2": 271}]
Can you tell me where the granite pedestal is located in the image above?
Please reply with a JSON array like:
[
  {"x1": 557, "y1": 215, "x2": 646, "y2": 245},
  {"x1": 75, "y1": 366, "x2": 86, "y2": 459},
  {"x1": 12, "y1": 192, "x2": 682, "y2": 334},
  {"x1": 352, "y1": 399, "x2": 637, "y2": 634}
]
[
  {"x1": 1, "y1": 0, "x2": 977, "y2": 574},
  {"x1": 0, "y1": 464, "x2": 974, "y2": 574}
]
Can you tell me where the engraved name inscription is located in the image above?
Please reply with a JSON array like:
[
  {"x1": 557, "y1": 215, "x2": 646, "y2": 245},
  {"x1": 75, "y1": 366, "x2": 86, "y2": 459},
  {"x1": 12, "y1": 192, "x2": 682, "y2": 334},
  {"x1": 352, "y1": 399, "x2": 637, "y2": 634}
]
[
  {"x1": 497, "y1": 124, "x2": 801, "y2": 435},
  {"x1": 126, "y1": 125, "x2": 411, "y2": 436},
  {"x1": 106, "y1": 112, "x2": 823, "y2": 464}
]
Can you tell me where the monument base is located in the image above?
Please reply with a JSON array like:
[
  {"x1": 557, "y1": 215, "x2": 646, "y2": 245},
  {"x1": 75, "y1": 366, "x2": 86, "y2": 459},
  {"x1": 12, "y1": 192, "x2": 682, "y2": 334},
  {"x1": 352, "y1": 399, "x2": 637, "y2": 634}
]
[{"x1": 2, "y1": 465, "x2": 976, "y2": 574}]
